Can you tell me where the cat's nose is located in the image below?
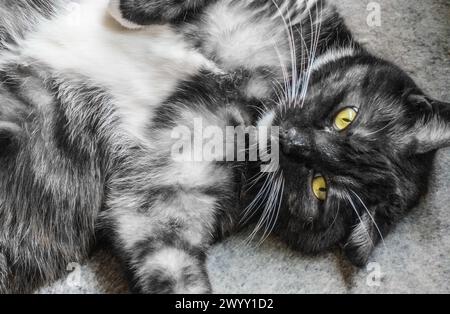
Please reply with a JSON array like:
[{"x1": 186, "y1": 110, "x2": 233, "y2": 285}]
[{"x1": 280, "y1": 127, "x2": 313, "y2": 158}]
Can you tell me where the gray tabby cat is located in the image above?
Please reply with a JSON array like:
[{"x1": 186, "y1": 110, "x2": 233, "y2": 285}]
[{"x1": 0, "y1": 0, "x2": 449, "y2": 293}]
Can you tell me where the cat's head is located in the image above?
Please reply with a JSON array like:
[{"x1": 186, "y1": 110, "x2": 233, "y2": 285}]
[{"x1": 262, "y1": 52, "x2": 450, "y2": 266}]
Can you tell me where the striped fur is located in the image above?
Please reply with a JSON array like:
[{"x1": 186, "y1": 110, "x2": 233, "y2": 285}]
[{"x1": 0, "y1": 0, "x2": 449, "y2": 294}]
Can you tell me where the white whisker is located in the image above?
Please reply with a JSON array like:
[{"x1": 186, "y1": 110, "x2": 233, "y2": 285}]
[
  {"x1": 344, "y1": 190, "x2": 375, "y2": 248},
  {"x1": 350, "y1": 190, "x2": 386, "y2": 248},
  {"x1": 259, "y1": 174, "x2": 285, "y2": 245}
]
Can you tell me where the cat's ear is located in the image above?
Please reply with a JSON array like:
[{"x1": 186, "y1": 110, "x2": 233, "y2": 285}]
[
  {"x1": 0, "y1": 121, "x2": 22, "y2": 157},
  {"x1": 343, "y1": 211, "x2": 389, "y2": 267},
  {"x1": 406, "y1": 95, "x2": 450, "y2": 154}
]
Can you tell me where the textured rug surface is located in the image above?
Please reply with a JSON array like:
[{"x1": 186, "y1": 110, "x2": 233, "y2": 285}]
[{"x1": 39, "y1": 0, "x2": 450, "y2": 294}]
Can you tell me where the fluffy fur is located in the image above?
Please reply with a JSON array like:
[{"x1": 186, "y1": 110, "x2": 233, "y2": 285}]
[{"x1": 0, "y1": 0, "x2": 449, "y2": 293}]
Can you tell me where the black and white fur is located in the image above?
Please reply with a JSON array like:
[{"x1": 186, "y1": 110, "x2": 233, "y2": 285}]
[{"x1": 0, "y1": 0, "x2": 449, "y2": 293}]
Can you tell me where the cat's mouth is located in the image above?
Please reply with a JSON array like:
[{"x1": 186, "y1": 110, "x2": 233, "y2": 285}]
[
  {"x1": 279, "y1": 126, "x2": 315, "y2": 160},
  {"x1": 258, "y1": 110, "x2": 315, "y2": 163}
]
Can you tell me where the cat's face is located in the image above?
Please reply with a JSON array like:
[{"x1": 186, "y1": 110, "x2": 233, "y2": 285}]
[{"x1": 265, "y1": 54, "x2": 450, "y2": 266}]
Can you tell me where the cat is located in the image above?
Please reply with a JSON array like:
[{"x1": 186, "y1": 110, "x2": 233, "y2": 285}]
[
  {"x1": 0, "y1": 0, "x2": 448, "y2": 294},
  {"x1": 110, "y1": 0, "x2": 450, "y2": 272}
]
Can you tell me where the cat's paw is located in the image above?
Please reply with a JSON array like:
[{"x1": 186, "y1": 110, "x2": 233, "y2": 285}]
[
  {"x1": 137, "y1": 270, "x2": 212, "y2": 294},
  {"x1": 108, "y1": 0, "x2": 144, "y2": 29},
  {"x1": 108, "y1": 0, "x2": 208, "y2": 29},
  {"x1": 132, "y1": 248, "x2": 212, "y2": 294}
]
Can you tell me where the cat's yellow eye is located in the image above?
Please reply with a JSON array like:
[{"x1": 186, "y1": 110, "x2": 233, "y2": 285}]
[
  {"x1": 334, "y1": 107, "x2": 358, "y2": 131},
  {"x1": 312, "y1": 176, "x2": 327, "y2": 201}
]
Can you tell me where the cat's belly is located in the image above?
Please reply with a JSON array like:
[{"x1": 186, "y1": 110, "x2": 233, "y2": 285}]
[{"x1": 18, "y1": 0, "x2": 212, "y2": 142}]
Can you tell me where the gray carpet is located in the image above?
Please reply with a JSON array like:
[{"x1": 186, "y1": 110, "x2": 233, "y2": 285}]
[{"x1": 39, "y1": 0, "x2": 450, "y2": 294}]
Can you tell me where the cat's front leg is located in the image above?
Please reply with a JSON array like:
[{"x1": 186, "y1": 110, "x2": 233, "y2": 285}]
[
  {"x1": 101, "y1": 71, "x2": 244, "y2": 294},
  {"x1": 103, "y1": 154, "x2": 239, "y2": 294},
  {"x1": 126, "y1": 226, "x2": 212, "y2": 294},
  {"x1": 108, "y1": 0, "x2": 209, "y2": 28},
  {"x1": 103, "y1": 188, "x2": 217, "y2": 293}
]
